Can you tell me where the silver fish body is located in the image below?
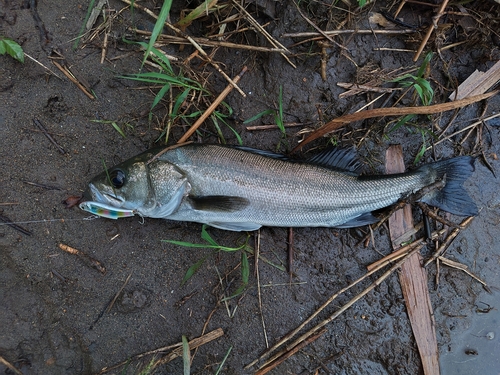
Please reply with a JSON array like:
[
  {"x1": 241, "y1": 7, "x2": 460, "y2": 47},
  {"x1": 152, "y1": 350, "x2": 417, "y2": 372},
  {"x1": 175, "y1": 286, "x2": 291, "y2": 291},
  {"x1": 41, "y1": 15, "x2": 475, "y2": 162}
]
[{"x1": 83, "y1": 144, "x2": 477, "y2": 231}]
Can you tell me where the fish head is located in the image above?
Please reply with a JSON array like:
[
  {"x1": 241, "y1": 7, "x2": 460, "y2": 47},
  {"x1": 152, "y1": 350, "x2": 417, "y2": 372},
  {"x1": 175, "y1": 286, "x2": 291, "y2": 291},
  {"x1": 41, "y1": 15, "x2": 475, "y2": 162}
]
[{"x1": 84, "y1": 149, "x2": 189, "y2": 218}]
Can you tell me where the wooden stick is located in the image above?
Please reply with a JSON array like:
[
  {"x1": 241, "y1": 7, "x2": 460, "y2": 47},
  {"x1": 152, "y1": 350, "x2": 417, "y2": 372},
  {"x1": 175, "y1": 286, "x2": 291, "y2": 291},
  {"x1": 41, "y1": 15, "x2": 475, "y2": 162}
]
[
  {"x1": 51, "y1": 59, "x2": 95, "y2": 100},
  {"x1": 282, "y1": 29, "x2": 417, "y2": 38},
  {"x1": 231, "y1": 0, "x2": 296, "y2": 68},
  {"x1": 253, "y1": 247, "x2": 420, "y2": 371},
  {"x1": 385, "y1": 145, "x2": 439, "y2": 375},
  {"x1": 97, "y1": 328, "x2": 224, "y2": 374},
  {"x1": 424, "y1": 216, "x2": 474, "y2": 267},
  {"x1": 254, "y1": 328, "x2": 327, "y2": 375},
  {"x1": 152, "y1": 328, "x2": 224, "y2": 368},
  {"x1": 58, "y1": 243, "x2": 106, "y2": 274},
  {"x1": 132, "y1": 29, "x2": 288, "y2": 53},
  {"x1": 0, "y1": 356, "x2": 23, "y2": 375},
  {"x1": 177, "y1": 66, "x2": 247, "y2": 143},
  {"x1": 413, "y1": 0, "x2": 449, "y2": 61},
  {"x1": 292, "y1": 90, "x2": 498, "y2": 152}
]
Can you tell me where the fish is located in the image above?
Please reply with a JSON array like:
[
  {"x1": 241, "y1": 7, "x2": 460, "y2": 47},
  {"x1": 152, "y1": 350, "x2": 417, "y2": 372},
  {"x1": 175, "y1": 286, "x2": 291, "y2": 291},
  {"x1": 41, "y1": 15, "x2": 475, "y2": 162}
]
[{"x1": 81, "y1": 143, "x2": 478, "y2": 231}]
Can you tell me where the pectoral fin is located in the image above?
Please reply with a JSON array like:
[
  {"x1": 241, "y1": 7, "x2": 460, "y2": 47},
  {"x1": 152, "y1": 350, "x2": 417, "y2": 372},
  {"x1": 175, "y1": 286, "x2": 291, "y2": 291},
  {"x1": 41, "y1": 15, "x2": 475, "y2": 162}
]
[{"x1": 189, "y1": 195, "x2": 250, "y2": 212}]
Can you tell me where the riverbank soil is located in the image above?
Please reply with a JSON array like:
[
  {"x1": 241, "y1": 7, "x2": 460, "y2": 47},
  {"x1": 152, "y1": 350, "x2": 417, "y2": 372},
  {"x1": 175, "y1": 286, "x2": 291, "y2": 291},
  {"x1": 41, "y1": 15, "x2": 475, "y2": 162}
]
[{"x1": 1, "y1": 1, "x2": 499, "y2": 374}]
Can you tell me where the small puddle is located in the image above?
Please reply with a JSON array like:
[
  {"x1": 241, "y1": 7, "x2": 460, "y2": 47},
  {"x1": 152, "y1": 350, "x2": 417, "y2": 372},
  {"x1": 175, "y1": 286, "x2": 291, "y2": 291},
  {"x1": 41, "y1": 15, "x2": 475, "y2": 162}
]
[{"x1": 440, "y1": 291, "x2": 500, "y2": 375}]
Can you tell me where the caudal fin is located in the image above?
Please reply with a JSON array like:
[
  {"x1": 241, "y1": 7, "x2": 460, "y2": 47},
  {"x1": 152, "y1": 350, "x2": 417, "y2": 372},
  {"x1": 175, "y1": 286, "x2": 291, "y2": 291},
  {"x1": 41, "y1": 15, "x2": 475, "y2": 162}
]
[{"x1": 419, "y1": 156, "x2": 478, "y2": 216}]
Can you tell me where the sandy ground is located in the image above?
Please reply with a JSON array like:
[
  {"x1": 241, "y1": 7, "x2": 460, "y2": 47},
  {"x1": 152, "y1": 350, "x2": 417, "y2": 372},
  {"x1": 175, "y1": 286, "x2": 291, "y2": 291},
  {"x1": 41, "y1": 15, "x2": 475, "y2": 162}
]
[{"x1": 1, "y1": 0, "x2": 500, "y2": 374}]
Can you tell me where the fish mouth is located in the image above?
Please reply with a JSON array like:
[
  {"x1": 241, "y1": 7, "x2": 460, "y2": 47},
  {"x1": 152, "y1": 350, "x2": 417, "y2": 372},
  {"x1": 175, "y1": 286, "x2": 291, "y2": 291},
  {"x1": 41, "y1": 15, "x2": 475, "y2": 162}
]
[{"x1": 89, "y1": 183, "x2": 125, "y2": 207}]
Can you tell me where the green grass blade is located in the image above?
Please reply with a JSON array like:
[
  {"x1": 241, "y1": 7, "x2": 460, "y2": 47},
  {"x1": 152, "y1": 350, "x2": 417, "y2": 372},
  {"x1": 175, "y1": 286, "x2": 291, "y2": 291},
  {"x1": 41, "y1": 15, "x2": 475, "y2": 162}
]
[
  {"x1": 176, "y1": 0, "x2": 218, "y2": 29},
  {"x1": 111, "y1": 122, "x2": 126, "y2": 138},
  {"x1": 414, "y1": 132, "x2": 427, "y2": 164},
  {"x1": 243, "y1": 109, "x2": 275, "y2": 124},
  {"x1": 201, "y1": 225, "x2": 218, "y2": 246},
  {"x1": 277, "y1": 85, "x2": 285, "y2": 134},
  {"x1": 214, "y1": 346, "x2": 233, "y2": 375},
  {"x1": 182, "y1": 335, "x2": 190, "y2": 375},
  {"x1": 240, "y1": 251, "x2": 249, "y2": 285},
  {"x1": 143, "y1": 0, "x2": 173, "y2": 67},
  {"x1": 416, "y1": 52, "x2": 433, "y2": 78},
  {"x1": 172, "y1": 88, "x2": 191, "y2": 117},
  {"x1": 181, "y1": 254, "x2": 211, "y2": 285},
  {"x1": 150, "y1": 83, "x2": 171, "y2": 120},
  {"x1": 73, "y1": 0, "x2": 95, "y2": 49}
]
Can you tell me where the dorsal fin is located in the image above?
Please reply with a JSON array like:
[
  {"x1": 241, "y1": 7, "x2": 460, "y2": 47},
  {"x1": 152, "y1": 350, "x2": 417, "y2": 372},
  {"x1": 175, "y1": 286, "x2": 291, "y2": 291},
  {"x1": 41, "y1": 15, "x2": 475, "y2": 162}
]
[
  {"x1": 232, "y1": 146, "x2": 291, "y2": 161},
  {"x1": 308, "y1": 147, "x2": 362, "y2": 175}
]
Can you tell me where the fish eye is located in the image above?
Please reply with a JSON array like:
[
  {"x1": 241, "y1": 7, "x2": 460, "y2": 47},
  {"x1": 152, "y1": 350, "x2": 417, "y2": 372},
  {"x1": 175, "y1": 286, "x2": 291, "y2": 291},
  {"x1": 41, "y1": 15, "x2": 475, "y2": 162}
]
[{"x1": 109, "y1": 169, "x2": 126, "y2": 188}]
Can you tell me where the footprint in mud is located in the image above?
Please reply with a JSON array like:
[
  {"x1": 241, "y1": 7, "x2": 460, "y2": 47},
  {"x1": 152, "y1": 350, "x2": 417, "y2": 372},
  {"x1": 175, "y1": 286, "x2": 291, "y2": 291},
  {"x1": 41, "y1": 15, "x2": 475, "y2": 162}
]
[{"x1": 117, "y1": 288, "x2": 151, "y2": 313}]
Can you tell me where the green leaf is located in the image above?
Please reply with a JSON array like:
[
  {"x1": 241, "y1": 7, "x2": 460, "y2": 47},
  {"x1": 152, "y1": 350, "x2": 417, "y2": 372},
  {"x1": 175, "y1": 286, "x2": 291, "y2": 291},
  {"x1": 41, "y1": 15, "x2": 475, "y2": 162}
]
[
  {"x1": 414, "y1": 133, "x2": 427, "y2": 164},
  {"x1": 182, "y1": 335, "x2": 190, "y2": 375},
  {"x1": 214, "y1": 346, "x2": 232, "y2": 375},
  {"x1": 201, "y1": 225, "x2": 218, "y2": 246},
  {"x1": 150, "y1": 83, "x2": 171, "y2": 121},
  {"x1": 171, "y1": 88, "x2": 192, "y2": 117},
  {"x1": 277, "y1": 85, "x2": 285, "y2": 134},
  {"x1": 181, "y1": 254, "x2": 210, "y2": 285},
  {"x1": 416, "y1": 52, "x2": 433, "y2": 78},
  {"x1": 388, "y1": 114, "x2": 415, "y2": 133},
  {"x1": 243, "y1": 109, "x2": 275, "y2": 124},
  {"x1": 240, "y1": 251, "x2": 249, "y2": 285},
  {"x1": 143, "y1": 0, "x2": 173, "y2": 67},
  {"x1": 176, "y1": 0, "x2": 218, "y2": 29},
  {"x1": 0, "y1": 38, "x2": 25, "y2": 63},
  {"x1": 73, "y1": 0, "x2": 95, "y2": 49}
]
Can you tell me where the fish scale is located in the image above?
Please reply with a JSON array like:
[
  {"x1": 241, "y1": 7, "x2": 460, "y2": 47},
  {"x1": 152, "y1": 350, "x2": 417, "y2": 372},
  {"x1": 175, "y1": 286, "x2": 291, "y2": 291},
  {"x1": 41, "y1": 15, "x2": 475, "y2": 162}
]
[{"x1": 82, "y1": 144, "x2": 477, "y2": 231}]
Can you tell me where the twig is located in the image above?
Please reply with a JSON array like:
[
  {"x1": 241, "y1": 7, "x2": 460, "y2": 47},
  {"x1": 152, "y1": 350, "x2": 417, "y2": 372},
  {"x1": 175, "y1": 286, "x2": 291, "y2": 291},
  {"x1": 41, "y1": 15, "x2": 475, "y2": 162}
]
[
  {"x1": 245, "y1": 122, "x2": 311, "y2": 131},
  {"x1": 231, "y1": 0, "x2": 296, "y2": 68},
  {"x1": 293, "y1": 90, "x2": 498, "y2": 151},
  {"x1": 106, "y1": 273, "x2": 132, "y2": 313},
  {"x1": 438, "y1": 256, "x2": 489, "y2": 290},
  {"x1": 367, "y1": 242, "x2": 424, "y2": 271},
  {"x1": 0, "y1": 212, "x2": 32, "y2": 236},
  {"x1": 413, "y1": 0, "x2": 450, "y2": 61},
  {"x1": 282, "y1": 29, "x2": 417, "y2": 38},
  {"x1": 428, "y1": 113, "x2": 500, "y2": 150},
  {"x1": 24, "y1": 52, "x2": 62, "y2": 79},
  {"x1": 254, "y1": 328, "x2": 327, "y2": 375},
  {"x1": 58, "y1": 243, "x2": 106, "y2": 274},
  {"x1": 252, "y1": 247, "x2": 421, "y2": 371},
  {"x1": 32, "y1": 118, "x2": 67, "y2": 154},
  {"x1": 293, "y1": 1, "x2": 345, "y2": 51},
  {"x1": 177, "y1": 66, "x2": 248, "y2": 143},
  {"x1": 120, "y1": 0, "x2": 246, "y2": 97},
  {"x1": 424, "y1": 216, "x2": 474, "y2": 267},
  {"x1": 132, "y1": 28, "x2": 288, "y2": 53},
  {"x1": 417, "y1": 202, "x2": 459, "y2": 228},
  {"x1": 22, "y1": 180, "x2": 61, "y2": 190},
  {"x1": 0, "y1": 356, "x2": 23, "y2": 375},
  {"x1": 50, "y1": 59, "x2": 95, "y2": 100},
  {"x1": 255, "y1": 230, "x2": 269, "y2": 348},
  {"x1": 337, "y1": 82, "x2": 402, "y2": 94},
  {"x1": 97, "y1": 328, "x2": 224, "y2": 374},
  {"x1": 152, "y1": 328, "x2": 224, "y2": 368}
]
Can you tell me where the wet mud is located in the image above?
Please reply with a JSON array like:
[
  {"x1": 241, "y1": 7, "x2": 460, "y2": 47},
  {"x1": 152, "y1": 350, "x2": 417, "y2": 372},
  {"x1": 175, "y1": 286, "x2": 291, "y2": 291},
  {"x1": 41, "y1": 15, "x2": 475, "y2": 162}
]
[{"x1": 1, "y1": 0, "x2": 500, "y2": 374}]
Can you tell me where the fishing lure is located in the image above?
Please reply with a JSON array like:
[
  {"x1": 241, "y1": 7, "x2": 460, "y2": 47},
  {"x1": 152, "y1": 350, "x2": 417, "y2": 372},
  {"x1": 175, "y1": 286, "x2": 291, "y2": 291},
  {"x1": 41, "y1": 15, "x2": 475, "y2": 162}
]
[{"x1": 79, "y1": 201, "x2": 135, "y2": 219}]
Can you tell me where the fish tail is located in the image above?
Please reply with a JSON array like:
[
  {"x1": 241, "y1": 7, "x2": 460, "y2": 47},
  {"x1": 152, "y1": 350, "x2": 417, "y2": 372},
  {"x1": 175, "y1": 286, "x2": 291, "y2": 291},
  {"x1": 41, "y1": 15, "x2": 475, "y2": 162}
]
[{"x1": 418, "y1": 156, "x2": 478, "y2": 216}]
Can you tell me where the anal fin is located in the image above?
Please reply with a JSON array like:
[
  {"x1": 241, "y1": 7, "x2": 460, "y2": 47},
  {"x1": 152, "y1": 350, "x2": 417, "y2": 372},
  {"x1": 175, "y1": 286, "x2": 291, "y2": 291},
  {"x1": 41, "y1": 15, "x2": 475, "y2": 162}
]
[
  {"x1": 207, "y1": 221, "x2": 261, "y2": 232},
  {"x1": 335, "y1": 212, "x2": 379, "y2": 228}
]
